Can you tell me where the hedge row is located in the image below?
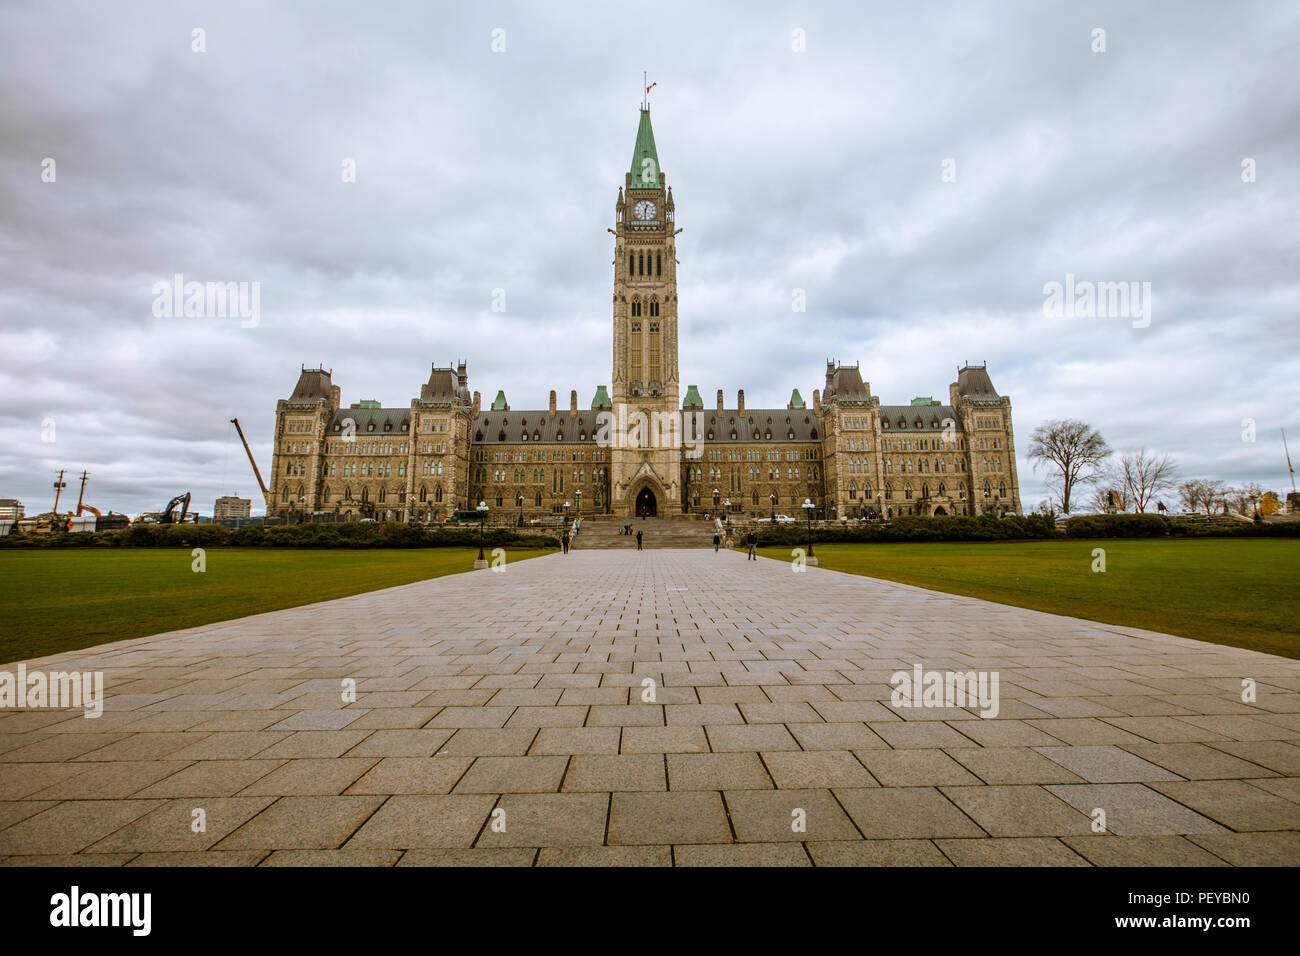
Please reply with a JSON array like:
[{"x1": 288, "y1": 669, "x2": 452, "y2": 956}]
[
  {"x1": 754, "y1": 513, "x2": 1058, "y2": 545},
  {"x1": 0, "y1": 521, "x2": 561, "y2": 550},
  {"x1": 751, "y1": 513, "x2": 1300, "y2": 545},
  {"x1": 1065, "y1": 514, "x2": 1300, "y2": 539}
]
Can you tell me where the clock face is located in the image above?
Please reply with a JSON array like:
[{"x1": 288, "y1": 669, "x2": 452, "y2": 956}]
[{"x1": 634, "y1": 200, "x2": 656, "y2": 221}]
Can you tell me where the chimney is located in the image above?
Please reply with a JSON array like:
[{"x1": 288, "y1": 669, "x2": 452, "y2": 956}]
[
  {"x1": 716, "y1": 389, "x2": 724, "y2": 418},
  {"x1": 473, "y1": 390, "x2": 481, "y2": 414},
  {"x1": 737, "y1": 390, "x2": 745, "y2": 416},
  {"x1": 457, "y1": 361, "x2": 467, "y2": 390},
  {"x1": 813, "y1": 388, "x2": 821, "y2": 411},
  {"x1": 570, "y1": 390, "x2": 578, "y2": 414},
  {"x1": 549, "y1": 390, "x2": 557, "y2": 414}
]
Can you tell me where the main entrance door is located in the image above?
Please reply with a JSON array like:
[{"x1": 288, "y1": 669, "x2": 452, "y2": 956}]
[{"x1": 635, "y1": 487, "x2": 657, "y2": 517}]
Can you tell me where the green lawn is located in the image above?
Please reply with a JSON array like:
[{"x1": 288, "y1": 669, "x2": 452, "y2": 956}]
[
  {"x1": 758, "y1": 539, "x2": 1300, "y2": 660},
  {"x1": 0, "y1": 548, "x2": 552, "y2": 662}
]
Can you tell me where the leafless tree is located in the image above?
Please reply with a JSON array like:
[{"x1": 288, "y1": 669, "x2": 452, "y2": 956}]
[
  {"x1": 1118, "y1": 449, "x2": 1178, "y2": 513},
  {"x1": 1178, "y1": 479, "x2": 1225, "y2": 515},
  {"x1": 1027, "y1": 420, "x2": 1111, "y2": 515}
]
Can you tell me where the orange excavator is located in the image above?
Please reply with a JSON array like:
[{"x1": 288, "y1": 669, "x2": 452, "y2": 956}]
[{"x1": 73, "y1": 470, "x2": 101, "y2": 520}]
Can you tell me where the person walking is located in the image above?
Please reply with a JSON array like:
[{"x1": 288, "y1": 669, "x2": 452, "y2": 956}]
[
  {"x1": 561, "y1": 528, "x2": 570, "y2": 554},
  {"x1": 713, "y1": 532, "x2": 720, "y2": 553},
  {"x1": 635, "y1": 529, "x2": 643, "y2": 551},
  {"x1": 746, "y1": 530, "x2": 758, "y2": 560}
]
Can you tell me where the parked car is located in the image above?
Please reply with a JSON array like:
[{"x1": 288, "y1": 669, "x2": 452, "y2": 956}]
[{"x1": 757, "y1": 514, "x2": 797, "y2": 524}]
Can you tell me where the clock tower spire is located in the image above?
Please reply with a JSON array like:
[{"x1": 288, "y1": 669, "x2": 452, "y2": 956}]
[{"x1": 609, "y1": 103, "x2": 682, "y2": 517}]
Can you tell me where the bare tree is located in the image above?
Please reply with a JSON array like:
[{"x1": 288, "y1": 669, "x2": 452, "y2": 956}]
[
  {"x1": 1027, "y1": 420, "x2": 1111, "y2": 515},
  {"x1": 1118, "y1": 449, "x2": 1178, "y2": 513},
  {"x1": 1178, "y1": 479, "x2": 1225, "y2": 515}
]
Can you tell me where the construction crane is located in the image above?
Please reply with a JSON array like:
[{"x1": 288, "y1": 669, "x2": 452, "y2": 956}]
[{"x1": 230, "y1": 418, "x2": 270, "y2": 509}]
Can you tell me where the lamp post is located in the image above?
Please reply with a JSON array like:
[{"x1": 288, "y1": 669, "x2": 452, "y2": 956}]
[
  {"x1": 575, "y1": 490, "x2": 582, "y2": 518},
  {"x1": 473, "y1": 500, "x2": 489, "y2": 568},
  {"x1": 802, "y1": 498, "x2": 818, "y2": 565},
  {"x1": 724, "y1": 498, "x2": 730, "y2": 516},
  {"x1": 516, "y1": 493, "x2": 523, "y2": 528},
  {"x1": 877, "y1": 492, "x2": 884, "y2": 522},
  {"x1": 770, "y1": 491, "x2": 777, "y2": 521},
  {"x1": 298, "y1": 495, "x2": 306, "y2": 525}
]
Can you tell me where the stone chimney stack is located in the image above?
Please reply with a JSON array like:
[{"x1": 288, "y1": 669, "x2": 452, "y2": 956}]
[
  {"x1": 813, "y1": 389, "x2": 821, "y2": 411},
  {"x1": 472, "y1": 390, "x2": 481, "y2": 414},
  {"x1": 737, "y1": 390, "x2": 745, "y2": 416},
  {"x1": 570, "y1": 390, "x2": 578, "y2": 414},
  {"x1": 716, "y1": 389, "x2": 724, "y2": 418},
  {"x1": 549, "y1": 390, "x2": 557, "y2": 414}
]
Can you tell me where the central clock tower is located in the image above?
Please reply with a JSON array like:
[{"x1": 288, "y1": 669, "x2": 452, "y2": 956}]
[{"x1": 610, "y1": 106, "x2": 682, "y2": 517}]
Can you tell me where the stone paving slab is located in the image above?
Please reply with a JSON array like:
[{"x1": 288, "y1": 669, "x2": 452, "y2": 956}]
[{"x1": 1, "y1": 549, "x2": 1298, "y2": 865}]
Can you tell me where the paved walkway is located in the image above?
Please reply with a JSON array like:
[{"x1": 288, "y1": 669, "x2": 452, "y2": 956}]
[{"x1": 2, "y1": 550, "x2": 1298, "y2": 866}]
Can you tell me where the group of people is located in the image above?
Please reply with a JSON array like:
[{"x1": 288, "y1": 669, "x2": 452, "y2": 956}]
[
  {"x1": 561, "y1": 516, "x2": 757, "y2": 557},
  {"x1": 560, "y1": 517, "x2": 580, "y2": 554},
  {"x1": 713, "y1": 528, "x2": 759, "y2": 559}
]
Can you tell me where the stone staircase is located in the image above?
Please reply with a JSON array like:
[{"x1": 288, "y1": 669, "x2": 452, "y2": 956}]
[{"x1": 568, "y1": 516, "x2": 725, "y2": 550}]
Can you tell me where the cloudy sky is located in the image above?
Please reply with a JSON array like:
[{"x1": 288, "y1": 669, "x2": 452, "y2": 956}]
[{"x1": 2, "y1": 0, "x2": 1297, "y2": 516}]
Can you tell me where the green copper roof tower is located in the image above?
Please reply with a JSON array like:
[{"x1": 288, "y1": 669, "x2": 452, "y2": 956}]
[{"x1": 629, "y1": 108, "x2": 661, "y2": 187}]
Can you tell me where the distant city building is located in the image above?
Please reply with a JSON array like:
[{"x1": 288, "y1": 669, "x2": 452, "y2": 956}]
[
  {"x1": 268, "y1": 107, "x2": 1022, "y2": 523},
  {"x1": 214, "y1": 496, "x2": 251, "y2": 519},
  {"x1": 0, "y1": 499, "x2": 24, "y2": 520}
]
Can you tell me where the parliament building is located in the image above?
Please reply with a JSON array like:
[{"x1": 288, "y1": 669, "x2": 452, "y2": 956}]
[{"x1": 268, "y1": 107, "x2": 1022, "y2": 524}]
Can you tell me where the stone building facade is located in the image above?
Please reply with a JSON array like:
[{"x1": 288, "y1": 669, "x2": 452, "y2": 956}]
[{"x1": 268, "y1": 108, "x2": 1022, "y2": 523}]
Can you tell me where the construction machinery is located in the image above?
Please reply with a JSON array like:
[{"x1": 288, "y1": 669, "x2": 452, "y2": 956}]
[
  {"x1": 73, "y1": 470, "x2": 101, "y2": 518},
  {"x1": 231, "y1": 418, "x2": 270, "y2": 510},
  {"x1": 160, "y1": 492, "x2": 192, "y2": 523},
  {"x1": 133, "y1": 492, "x2": 193, "y2": 525}
]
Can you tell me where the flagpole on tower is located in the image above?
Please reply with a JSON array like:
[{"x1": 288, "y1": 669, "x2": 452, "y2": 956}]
[{"x1": 643, "y1": 70, "x2": 647, "y2": 109}]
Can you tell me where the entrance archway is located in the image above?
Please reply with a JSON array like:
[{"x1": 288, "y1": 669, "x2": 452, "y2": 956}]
[{"x1": 635, "y1": 487, "x2": 657, "y2": 517}]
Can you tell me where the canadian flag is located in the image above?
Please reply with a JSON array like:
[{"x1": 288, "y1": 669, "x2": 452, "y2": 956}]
[{"x1": 646, "y1": 81, "x2": 657, "y2": 94}]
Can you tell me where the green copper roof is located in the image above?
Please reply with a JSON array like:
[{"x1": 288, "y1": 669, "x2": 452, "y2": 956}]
[
  {"x1": 910, "y1": 396, "x2": 933, "y2": 406},
  {"x1": 788, "y1": 389, "x2": 805, "y2": 409},
  {"x1": 491, "y1": 390, "x2": 508, "y2": 411},
  {"x1": 591, "y1": 385, "x2": 612, "y2": 409},
  {"x1": 682, "y1": 385, "x2": 703, "y2": 409},
  {"x1": 358, "y1": 399, "x2": 381, "y2": 409},
  {"x1": 629, "y1": 108, "x2": 661, "y2": 187}
]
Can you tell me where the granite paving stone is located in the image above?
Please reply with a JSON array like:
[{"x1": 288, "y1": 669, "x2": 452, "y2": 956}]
[{"x1": 1, "y1": 548, "x2": 1295, "y2": 865}]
